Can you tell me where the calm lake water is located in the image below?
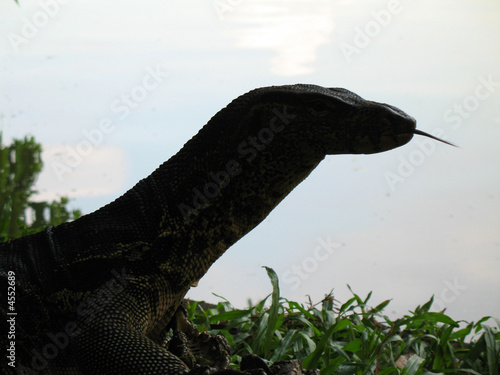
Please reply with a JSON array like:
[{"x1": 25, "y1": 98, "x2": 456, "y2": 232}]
[{"x1": 1, "y1": 0, "x2": 499, "y2": 322}]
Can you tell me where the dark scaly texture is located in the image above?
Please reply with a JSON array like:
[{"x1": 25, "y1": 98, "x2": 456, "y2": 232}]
[{"x1": 1, "y1": 84, "x2": 442, "y2": 374}]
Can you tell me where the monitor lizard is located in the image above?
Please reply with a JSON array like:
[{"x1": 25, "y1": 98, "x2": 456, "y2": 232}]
[{"x1": 0, "y1": 84, "x2": 453, "y2": 374}]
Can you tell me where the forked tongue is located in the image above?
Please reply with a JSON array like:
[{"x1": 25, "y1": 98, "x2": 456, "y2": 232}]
[{"x1": 413, "y1": 129, "x2": 457, "y2": 147}]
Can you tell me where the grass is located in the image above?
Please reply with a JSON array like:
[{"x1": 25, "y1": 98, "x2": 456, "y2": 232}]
[{"x1": 185, "y1": 267, "x2": 500, "y2": 375}]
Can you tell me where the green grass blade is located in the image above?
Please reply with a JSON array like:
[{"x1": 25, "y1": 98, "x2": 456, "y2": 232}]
[
  {"x1": 287, "y1": 315, "x2": 322, "y2": 336},
  {"x1": 298, "y1": 331, "x2": 317, "y2": 353},
  {"x1": 369, "y1": 299, "x2": 391, "y2": 315},
  {"x1": 420, "y1": 295, "x2": 435, "y2": 313},
  {"x1": 302, "y1": 318, "x2": 351, "y2": 369},
  {"x1": 474, "y1": 316, "x2": 493, "y2": 332},
  {"x1": 211, "y1": 292, "x2": 230, "y2": 303},
  {"x1": 270, "y1": 329, "x2": 296, "y2": 362},
  {"x1": 450, "y1": 323, "x2": 472, "y2": 341},
  {"x1": 413, "y1": 312, "x2": 459, "y2": 327},
  {"x1": 252, "y1": 312, "x2": 269, "y2": 353},
  {"x1": 285, "y1": 300, "x2": 316, "y2": 320},
  {"x1": 483, "y1": 325, "x2": 499, "y2": 375},
  {"x1": 339, "y1": 296, "x2": 358, "y2": 315},
  {"x1": 343, "y1": 338, "x2": 362, "y2": 353},
  {"x1": 404, "y1": 354, "x2": 425, "y2": 374},
  {"x1": 262, "y1": 266, "x2": 281, "y2": 356},
  {"x1": 362, "y1": 291, "x2": 373, "y2": 306},
  {"x1": 209, "y1": 309, "x2": 252, "y2": 322}
]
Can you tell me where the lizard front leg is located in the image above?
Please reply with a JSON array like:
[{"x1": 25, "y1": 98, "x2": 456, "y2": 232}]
[{"x1": 73, "y1": 273, "x2": 189, "y2": 375}]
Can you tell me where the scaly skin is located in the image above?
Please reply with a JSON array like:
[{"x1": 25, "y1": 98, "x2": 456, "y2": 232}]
[{"x1": 1, "y1": 84, "x2": 421, "y2": 374}]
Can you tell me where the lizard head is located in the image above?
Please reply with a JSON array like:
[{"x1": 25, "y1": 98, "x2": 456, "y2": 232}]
[{"x1": 249, "y1": 84, "x2": 454, "y2": 156}]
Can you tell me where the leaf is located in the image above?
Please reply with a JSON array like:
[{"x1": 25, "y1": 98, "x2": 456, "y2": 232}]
[
  {"x1": 339, "y1": 297, "x2": 358, "y2": 315},
  {"x1": 449, "y1": 323, "x2": 473, "y2": 341},
  {"x1": 286, "y1": 315, "x2": 322, "y2": 336},
  {"x1": 286, "y1": 300, "x2": 315, "y2": 320},
  {"x1": 369, "y1": 299, "x2": 391, "y2": 315},
  {"x1": 474, "y1": 316, "x2": 493, "y2": 332},
  {"x1": 185, "y1": 300, "x2": 198, "y2": 320},
  {"x1": 298, "y1": 332, "x2": 317, "y2": 354},
  {"x1": 252, "y1": 312, "x2": 269, "y2": 353},
  {"x1": 347, "y1": 285, "x2": 364, "y2": 305},
  {"x1": 362, "y1": 291, "x2": 373, "y2": 306},
  {"x1": 302, "y1": 318, "x2": 351, "y2": 369},
  {"x1": 323, "y1": 309, "x2": 337, "y2": 328},
  {"x1": 262, "y1": 266, "x2": 281, "y2": 356},
  {"x1": 270, "y1": 329, "x2": 296, "y2": 362},
  {"x1": 211, "y1": 292, "x2": 230, "y2": 303},
  {"x1": 403, "y1": 354, "x2": 425, "y2": 374},
  {"x1": 420, "y1": 295, "x2": 435, "y2": 313},
  {"x1": 413, "y1": 312, "x2": 459, "y2": 327},
  {"x1": 483, "y1": 325, "x2": 499, "y2": 375},
  {"x1": 209, "y1": 309, "x2": 252, "y2": 323},
  {"x1": 343, "y1": 338, "x2": 362, "y2": 353}
]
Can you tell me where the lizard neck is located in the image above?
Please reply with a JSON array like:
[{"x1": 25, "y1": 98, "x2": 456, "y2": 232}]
[
  {"x1": 51, "y1": 97, "x2": 323, "y2": 291},
  {"x1": 150, "y1": 103, "x2": 323, "y2": 287}
]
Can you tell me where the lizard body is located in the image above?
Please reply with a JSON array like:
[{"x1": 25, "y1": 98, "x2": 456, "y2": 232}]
[{"x1": 1, "y1": 84, "x2": 442, "y2": 374}]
